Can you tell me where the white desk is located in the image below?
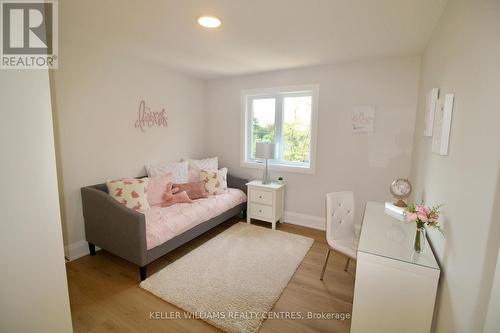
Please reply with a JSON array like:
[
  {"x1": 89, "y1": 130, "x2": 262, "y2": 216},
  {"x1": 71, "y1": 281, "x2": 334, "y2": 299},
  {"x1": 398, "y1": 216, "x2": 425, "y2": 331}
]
[{"x1": 351, "y1": 202, "x2": 440, "y2": 333}]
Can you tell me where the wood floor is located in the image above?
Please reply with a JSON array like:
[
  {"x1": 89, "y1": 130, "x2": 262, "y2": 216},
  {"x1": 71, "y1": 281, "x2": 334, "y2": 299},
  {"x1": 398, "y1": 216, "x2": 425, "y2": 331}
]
[{"x1": 66, "y1": 218, "x2": 355, "y2": 333}]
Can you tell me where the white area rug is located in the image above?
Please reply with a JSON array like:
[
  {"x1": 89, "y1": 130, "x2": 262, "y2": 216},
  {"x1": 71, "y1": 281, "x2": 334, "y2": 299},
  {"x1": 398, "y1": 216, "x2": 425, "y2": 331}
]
[{"x1": 140, "y1": 222, "x2": 313, "y2": 333}]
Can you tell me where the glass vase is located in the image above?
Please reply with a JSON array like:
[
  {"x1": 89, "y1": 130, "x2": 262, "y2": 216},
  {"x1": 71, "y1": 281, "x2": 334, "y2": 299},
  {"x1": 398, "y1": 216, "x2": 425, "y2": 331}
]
[{"x1": 414, "y1": 227, "x2": 426, "y2": 253}]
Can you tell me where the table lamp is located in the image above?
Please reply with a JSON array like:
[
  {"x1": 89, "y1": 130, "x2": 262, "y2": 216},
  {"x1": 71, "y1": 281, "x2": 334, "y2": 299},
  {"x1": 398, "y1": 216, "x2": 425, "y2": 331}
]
[{"x1": 256, "y1": 142, "x2": 276, "y2": 184}]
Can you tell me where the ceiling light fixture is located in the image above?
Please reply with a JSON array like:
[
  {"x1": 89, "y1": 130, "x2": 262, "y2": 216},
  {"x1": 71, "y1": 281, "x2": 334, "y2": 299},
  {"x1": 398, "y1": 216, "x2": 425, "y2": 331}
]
[{"x1": 198, "y1": 15, "x2": 221, "y2": 28}]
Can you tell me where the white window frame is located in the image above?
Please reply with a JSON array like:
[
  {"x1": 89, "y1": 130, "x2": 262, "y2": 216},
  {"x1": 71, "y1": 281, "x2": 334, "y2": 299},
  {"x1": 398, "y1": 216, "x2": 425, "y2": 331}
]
[{"x1": 240, "y1": 84, "x2": 319, "y2": 174}]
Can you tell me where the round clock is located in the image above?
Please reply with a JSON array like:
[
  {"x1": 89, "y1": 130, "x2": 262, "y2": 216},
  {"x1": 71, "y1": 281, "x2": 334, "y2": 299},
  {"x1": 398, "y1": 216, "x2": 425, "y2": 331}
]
[{"x1": 390, "y1": 178, "x2": 412, "y2": 207}]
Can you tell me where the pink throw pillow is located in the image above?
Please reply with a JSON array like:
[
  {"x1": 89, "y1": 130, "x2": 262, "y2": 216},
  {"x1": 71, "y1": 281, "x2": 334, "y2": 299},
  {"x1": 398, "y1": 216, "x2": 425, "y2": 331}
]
[
  {"x1": 173, "y1": 182, "x2": 208, "y2": 200},
  {"x1": 147, "y1": 172, "x2": 173, "y2": 206}
]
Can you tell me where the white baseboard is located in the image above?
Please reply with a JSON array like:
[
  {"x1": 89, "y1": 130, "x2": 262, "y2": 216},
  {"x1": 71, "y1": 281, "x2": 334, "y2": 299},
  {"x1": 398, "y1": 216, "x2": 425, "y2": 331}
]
[
  {"x1": 65, "y1": 240, "x2": 100, "y2": 261},
  {"x1": 283, "y1": 211, "x2": 326, "y2": 231}
]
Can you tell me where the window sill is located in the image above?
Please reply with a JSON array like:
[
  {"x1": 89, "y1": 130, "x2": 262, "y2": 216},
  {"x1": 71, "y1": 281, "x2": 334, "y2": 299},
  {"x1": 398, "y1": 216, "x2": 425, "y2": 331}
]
[{"x1": 240, "y1": 160, "x2": 315, "y2": 175}]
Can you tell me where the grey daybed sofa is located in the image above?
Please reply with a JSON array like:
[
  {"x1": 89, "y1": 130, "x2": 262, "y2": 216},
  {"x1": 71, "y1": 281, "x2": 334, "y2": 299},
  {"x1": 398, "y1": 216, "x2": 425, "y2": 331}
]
[{"x1": 81, "y1": 174, "x2": 247, "y2": 281}]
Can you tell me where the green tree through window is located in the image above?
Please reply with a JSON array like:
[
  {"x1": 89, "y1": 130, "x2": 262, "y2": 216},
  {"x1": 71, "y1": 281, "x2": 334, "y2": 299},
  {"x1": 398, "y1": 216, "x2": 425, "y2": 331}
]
[
  {"x1": 283, "y1": 121, "x2": 310, "y2": 163},
  {"x1": 246, "y1": 86, "x2": 316, "y2": 170}
]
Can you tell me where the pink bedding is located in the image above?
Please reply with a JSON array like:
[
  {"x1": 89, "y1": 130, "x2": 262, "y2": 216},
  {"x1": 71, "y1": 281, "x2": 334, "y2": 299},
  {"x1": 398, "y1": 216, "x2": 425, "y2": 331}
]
[{"x1": 144, "y1": 188, "x2": 247, "y2": 250}]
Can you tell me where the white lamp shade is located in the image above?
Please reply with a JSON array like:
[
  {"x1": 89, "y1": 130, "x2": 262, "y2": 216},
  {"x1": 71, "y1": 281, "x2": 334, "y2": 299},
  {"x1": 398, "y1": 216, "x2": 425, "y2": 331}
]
[{"x1": 256, "y1": 142, "x2": 275, "y2": 159}]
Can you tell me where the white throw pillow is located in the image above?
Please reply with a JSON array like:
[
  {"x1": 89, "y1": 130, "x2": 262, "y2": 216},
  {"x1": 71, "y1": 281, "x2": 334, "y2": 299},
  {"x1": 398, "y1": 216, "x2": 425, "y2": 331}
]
[
  {"x1": 185, "y1": 157, "x2": 218, "y2": 182},
  {"x1": 145, "y1": 161, "x2": 189, "y2": 183},
  {"x1": 185, "y1": 157, "x2": 218, "y2": 170},
  {"x1": 200, "y1": 168, "x2": 228, "y2": 195}
]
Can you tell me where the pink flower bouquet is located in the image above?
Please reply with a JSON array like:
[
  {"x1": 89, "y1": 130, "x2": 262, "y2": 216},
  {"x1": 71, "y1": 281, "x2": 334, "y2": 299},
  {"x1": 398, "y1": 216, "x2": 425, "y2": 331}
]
[{"x1": 405, "y1": 203, "x2": 443, "y2": 233}]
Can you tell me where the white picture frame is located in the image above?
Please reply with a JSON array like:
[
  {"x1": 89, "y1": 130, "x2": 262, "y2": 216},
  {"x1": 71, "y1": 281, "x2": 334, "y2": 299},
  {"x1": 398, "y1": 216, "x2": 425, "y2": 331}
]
[
  {"x1": 432, "y1": 94, "x2": 454, "y2": 155},
  {"x1": 352, "y1": 105, "x2": 375, "y2": 133},
  {"x1": 424, "y1": 88, "x2": 439, "y2": 137}
]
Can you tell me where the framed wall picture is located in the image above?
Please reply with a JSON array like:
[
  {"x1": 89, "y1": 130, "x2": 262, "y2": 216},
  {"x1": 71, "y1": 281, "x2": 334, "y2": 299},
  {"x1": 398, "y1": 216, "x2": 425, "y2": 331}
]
[
  {"x1": 352, "y1": 105, "x2": 375, "y2": 133},
  {"x1": 424, "y1": 88, "x2": 439, "y2": 137},
  {"x1": 432, "y1": 93, "x2": 454, "y2": 155}
]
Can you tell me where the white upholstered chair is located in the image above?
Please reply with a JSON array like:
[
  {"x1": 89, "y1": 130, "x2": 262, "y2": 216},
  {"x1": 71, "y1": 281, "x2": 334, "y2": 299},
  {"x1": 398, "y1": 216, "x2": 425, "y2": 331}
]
[{"x1": 320, "y1": 191, "x2": 358, "y2": 280}]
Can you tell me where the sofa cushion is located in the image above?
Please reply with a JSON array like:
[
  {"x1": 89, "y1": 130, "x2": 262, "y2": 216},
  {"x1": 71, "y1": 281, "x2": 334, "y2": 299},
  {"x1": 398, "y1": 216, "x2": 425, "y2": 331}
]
[
  {"x1": 200, "y1": 168, "x2": 228, "y2": 195},
  {"x1": 185, "y1": 157, "x2": 218, "y2": 182},
  {"x1": 107, "y1": 178, "x2": 150, "y2": 212},
  {"x1": 145, "y1": 161, "x2": 189, "y2": 183},
  {"x1": 147, "y1": 172, "x2": 173, "y2": 207},
  {"x1": 144, "y1": 188, "x2": 246, "y2": 250},
  {"x1": 185, "y1": 157, "x2": 218, "y2": 170}
]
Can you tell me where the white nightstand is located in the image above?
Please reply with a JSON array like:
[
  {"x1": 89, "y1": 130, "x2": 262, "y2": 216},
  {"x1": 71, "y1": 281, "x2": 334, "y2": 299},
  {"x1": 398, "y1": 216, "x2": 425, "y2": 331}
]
[{"x1": 246, "y1": 180, "x2": 285, "y2": 230}]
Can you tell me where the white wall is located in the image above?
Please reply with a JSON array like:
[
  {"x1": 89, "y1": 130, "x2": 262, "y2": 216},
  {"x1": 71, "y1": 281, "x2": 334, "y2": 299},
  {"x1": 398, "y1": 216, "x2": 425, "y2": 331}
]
[
  {"x1": 54, "y1": 2, "x2": 206, "y2": 259},
  {"x1": 483, "y1": 166, "x2": 500, "y2": 333},
  {"x1": 409, "y1": 0, "x2": 500, "y2": 332},
  {"x1": 205, "y1": 57, "x2": 421, "y2": 229},
  {"x1": 0, "y1": 70, "x2": 73, "y2": 332},
  {"x1": 484, "y1": 246, "x2": 500, "y2": 333}
]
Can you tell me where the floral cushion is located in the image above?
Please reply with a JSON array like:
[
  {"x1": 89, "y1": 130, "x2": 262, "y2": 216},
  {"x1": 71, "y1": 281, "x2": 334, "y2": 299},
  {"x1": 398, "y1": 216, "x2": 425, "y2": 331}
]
[
  {"x1": 200, "y1": 168, "x2": 228, "y2": 195},
  {"x1": 107, "y1": 178, "x2": 150, "y2": 212}
]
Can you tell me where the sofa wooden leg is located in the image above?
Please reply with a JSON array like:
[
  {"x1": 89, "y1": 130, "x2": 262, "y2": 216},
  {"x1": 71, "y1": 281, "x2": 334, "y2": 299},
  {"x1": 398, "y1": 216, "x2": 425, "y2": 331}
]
[
  {"x1": 139, "y1": 266, "x2": 147, "y2": 281},
  {"x1": 88, "y1": 243, "x2": 96, "y2": 256}
]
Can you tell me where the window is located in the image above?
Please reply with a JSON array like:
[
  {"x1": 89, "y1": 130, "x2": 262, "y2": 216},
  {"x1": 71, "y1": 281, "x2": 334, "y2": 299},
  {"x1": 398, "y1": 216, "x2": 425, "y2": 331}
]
[{"x1": 242, "y1": 85, "x2": 318, "y2": 173}]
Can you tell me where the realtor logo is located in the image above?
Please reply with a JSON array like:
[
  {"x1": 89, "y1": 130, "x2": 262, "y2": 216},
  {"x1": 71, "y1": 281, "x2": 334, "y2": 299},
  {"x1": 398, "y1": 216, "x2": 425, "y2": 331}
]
[{"x1": 1, "y1": 0, "x2": 58, "y2": 69}]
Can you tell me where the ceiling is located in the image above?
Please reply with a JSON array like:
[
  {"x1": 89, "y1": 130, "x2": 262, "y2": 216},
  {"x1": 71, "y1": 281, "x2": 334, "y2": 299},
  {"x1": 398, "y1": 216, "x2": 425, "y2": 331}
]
[{"x1": 62, "y1": 0, "x2": 448, "y2": 79}]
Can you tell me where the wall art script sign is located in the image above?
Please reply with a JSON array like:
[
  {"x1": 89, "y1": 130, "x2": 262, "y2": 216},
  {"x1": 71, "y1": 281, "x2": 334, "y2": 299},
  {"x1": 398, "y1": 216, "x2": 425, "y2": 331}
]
[
  {"x1": 135, "y1": 99, "x2": 168, "y2": 132},
  {"x1": 352, "y1": 105, "x2": 375, "y2": 133}
]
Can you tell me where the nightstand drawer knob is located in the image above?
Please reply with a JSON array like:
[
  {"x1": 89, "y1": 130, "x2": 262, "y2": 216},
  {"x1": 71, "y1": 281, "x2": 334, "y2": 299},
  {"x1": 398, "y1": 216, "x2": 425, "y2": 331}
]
[
  {"x1": 259, "y1": 209, "x2": 262, "y2": 213},
  {"x1": 249, "y1": 189, "x2": 273, "y2": 205}
]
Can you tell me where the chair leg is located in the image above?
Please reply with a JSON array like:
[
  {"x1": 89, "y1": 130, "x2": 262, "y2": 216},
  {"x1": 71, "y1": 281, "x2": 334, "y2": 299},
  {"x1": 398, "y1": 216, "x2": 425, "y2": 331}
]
[
  {"x1": 139, "y1": 266, "x2": 147, "y2": 281},
  {"x1": 320, "y1": 248, "x2": 331, "y2": 280},
  {"x1": 344, "y1": 258, "x2": 350, "y2": 272}
]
